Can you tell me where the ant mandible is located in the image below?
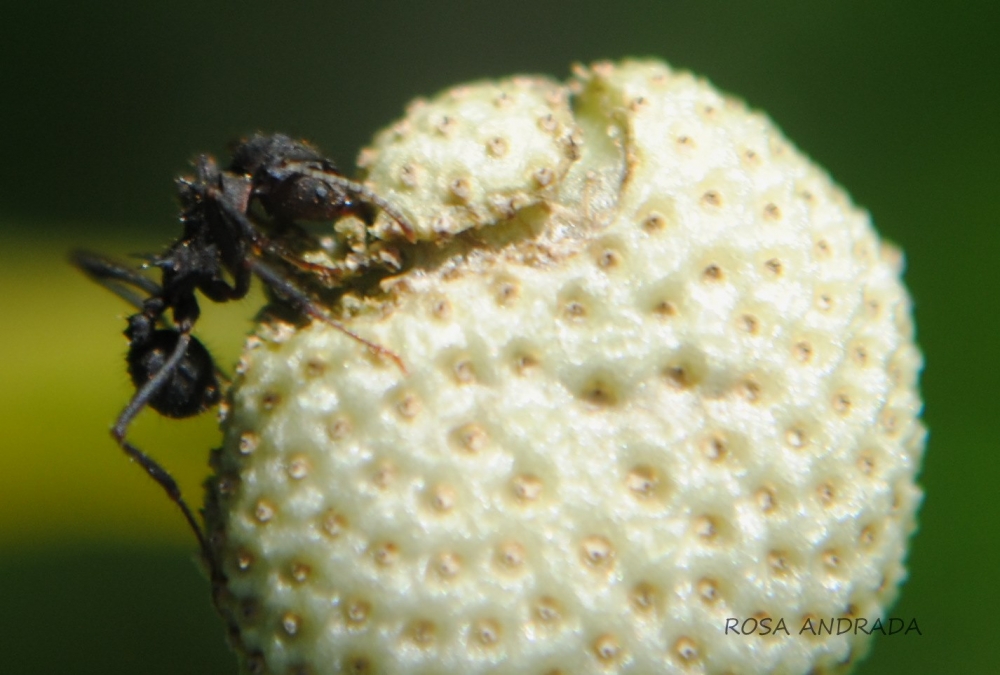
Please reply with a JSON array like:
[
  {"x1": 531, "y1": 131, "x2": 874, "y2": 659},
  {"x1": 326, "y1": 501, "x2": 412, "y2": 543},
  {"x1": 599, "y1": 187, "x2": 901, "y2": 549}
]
[{"x1": 72, "y1": 133, "x2": 414, "y2": 566}]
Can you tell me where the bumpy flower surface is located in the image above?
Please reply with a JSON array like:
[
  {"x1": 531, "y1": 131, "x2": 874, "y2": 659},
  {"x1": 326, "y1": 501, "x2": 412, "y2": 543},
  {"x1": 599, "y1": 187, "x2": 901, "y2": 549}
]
[{"x1": 206, "y1": 60, "x2": 925, "y2": 675}]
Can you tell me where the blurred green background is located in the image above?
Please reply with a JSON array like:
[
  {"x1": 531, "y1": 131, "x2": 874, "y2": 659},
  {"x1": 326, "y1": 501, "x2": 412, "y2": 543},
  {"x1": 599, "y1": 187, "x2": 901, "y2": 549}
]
[{"x1": 1, "y1": 1, "x2": 997, "y2": 673}]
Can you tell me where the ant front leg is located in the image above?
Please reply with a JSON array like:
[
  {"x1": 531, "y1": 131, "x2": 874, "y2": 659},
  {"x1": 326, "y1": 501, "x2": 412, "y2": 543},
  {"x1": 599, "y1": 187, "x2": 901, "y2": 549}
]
[
  {"x1": 248, "y1": 257, "x2": 407, "y2": 373},
  {"x1": 211, "y1": 191, "x2": 347, "y2": 285},
  {"x1": 258, "y1": 236, "x2": 347, "y2": 285}
]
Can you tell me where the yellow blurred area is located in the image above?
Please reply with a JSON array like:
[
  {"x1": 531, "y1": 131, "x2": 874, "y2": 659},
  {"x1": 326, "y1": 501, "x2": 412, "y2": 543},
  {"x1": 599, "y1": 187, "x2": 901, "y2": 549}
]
[{"x1": 0, "y1": 231, "x2": 264, "y2": 549}]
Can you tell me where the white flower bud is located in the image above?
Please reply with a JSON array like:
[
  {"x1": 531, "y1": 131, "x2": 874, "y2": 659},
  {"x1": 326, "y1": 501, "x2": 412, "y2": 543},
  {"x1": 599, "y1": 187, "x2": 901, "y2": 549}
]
[{"x1": 206, "y1": 59, "x2": 924, "y2": 675}]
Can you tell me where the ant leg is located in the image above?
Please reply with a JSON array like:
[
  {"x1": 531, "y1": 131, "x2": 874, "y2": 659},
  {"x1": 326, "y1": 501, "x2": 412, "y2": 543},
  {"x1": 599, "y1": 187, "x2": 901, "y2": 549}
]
[
  {"x1": 262, "y1": 237, "x2": 347, "y2": 281},
  {"x1": 70, "y1": 250, "x2": 164, "y2": 314},
  {"x1": 110, "y1": 330, "x2": 213, "y2": 563},
  {"x1": 73, "y1": 250, "x2": 238, "y2": 386},
  {"x1": 209, "y1": 195, "x2": 350, "y2": 287},
  {"x1": 209, "y1": 193, "x2": 347, "y2": 281},
  {"x1": 205, "y1": 190, "x2": 405, "y2": 370},
  {"x1": 117, "y1": 438, "x2": 209, "y2": 553},
  {"x1": 248, "y1": 257, "x2": 407, "y2": 374},
  {"x1": 296, "y1": 166, "x2": 417, "y2": 242}
]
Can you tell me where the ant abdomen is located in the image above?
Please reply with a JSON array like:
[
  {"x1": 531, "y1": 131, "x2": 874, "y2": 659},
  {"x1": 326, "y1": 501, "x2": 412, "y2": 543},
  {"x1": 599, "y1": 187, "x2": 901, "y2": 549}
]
[
  {"x1": 127, "y1": 330, "x2": 220, "y2": 418},
  {"x1": 72, "y1": 131, "x2": 410, "y2": 575}
]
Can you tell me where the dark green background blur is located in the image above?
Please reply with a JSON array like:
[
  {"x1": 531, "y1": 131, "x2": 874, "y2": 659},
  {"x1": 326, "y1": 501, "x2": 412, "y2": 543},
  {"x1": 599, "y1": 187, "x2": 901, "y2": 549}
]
[{"x1": 1, "y1": 2, "x2": 997, "y2": 673}]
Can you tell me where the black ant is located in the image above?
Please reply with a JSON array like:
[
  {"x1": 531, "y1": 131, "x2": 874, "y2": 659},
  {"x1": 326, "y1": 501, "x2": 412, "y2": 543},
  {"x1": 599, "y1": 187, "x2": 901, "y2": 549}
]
[{"x1": 71, "y1": 133, "x2": 414, "y2": 568}]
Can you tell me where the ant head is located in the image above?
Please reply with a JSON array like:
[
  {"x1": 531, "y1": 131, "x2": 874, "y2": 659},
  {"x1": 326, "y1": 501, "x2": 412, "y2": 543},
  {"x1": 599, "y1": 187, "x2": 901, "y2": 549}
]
[
  {"x1": 229, "y1": 133, "x2": 324, "y2": 177},
  {"x1": 126, "y1": 330, "x2": 221, "y2": 419},
  {"x1": 266, "y1": 174, "x2": 359, "y2": 223}
]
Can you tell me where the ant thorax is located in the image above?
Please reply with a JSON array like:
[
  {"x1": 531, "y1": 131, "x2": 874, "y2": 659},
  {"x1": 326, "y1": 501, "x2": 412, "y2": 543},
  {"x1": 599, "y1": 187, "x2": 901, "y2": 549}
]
[{"x1": 71, "y1": 132, "x2": 412, "y2": 581}]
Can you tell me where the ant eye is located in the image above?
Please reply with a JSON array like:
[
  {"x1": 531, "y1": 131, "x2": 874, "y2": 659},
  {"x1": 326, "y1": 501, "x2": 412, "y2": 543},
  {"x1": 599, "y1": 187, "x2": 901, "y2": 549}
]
[{"x1": 73, "y1": 132, "x2": 412, "y2": 578}]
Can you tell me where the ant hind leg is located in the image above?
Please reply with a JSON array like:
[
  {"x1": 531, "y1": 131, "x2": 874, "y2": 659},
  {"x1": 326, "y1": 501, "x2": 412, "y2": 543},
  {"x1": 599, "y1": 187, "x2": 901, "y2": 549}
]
[
  {"x1": 110, "y1": 330, "x2": 217, "y2": 574},
  {"x1": 115, "y1": 435, "x2": 209, "y2": 556}
]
